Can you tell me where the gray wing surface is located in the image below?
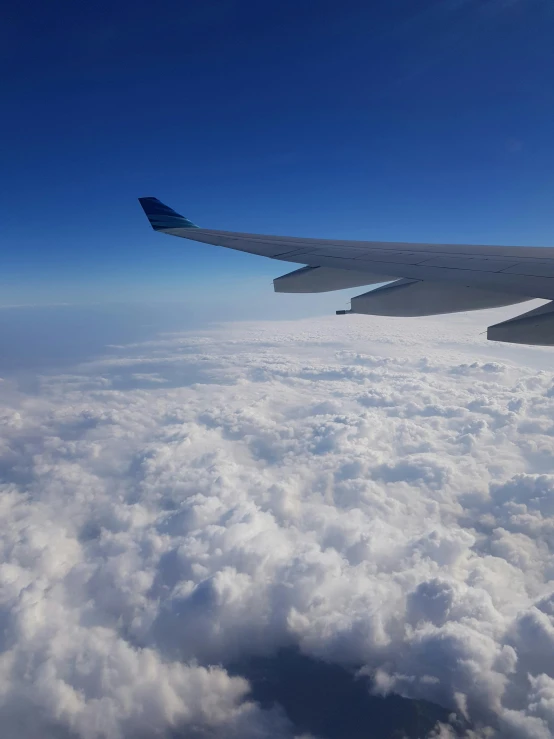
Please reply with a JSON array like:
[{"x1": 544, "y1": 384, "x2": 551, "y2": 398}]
[{"x1": 139, "y1": 197, "x2": 554, "y2": 345}]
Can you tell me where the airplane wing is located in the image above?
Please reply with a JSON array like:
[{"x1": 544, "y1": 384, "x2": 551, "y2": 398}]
[{"x1": 139, "y1": 196, "x2": 554, "y2": 345}]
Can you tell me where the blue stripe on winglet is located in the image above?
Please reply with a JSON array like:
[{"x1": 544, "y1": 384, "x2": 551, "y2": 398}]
[{"x1": 139, "y1": 197, "x2": 198, "y2": 230}]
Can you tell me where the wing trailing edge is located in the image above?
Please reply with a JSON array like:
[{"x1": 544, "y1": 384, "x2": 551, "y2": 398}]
[
  {"x1": 488, "y1": 301, "x2": 554, "y2": 345},
  {"x1": 274, "y1": 266, "x2": 393, "y2": 293},
  {"x1": 347, "y1": 279, "x2": 531, "y2": 317}
]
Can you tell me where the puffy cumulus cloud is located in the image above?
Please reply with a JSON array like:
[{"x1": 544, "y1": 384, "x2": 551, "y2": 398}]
[{"x1": 1, "y1": 307, "x2": 554, "y2": 737}]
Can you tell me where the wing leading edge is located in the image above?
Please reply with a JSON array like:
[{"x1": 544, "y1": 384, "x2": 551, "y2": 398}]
[{"x1": 139, "y1": 197, "x2": 554, "y2": 345}]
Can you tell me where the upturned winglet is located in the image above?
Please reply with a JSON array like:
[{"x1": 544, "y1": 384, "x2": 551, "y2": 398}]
[{"x1": 138, "y1": 197, "x2": 198, "y2": 231}]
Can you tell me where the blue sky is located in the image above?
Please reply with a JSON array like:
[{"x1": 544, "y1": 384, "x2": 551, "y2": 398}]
[{"x1": 2, "y1": 0, "x2": 554, "y2": 307}]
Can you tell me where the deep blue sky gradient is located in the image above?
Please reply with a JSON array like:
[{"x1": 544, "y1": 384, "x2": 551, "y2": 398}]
[{"x1": 2, "y1": 0, "x2": 554, "y2": 306}]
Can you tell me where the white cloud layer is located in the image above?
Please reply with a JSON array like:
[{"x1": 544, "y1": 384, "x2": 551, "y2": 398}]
[{"x1": 2, "y1": 305, "x2": 554, "y2": 738}]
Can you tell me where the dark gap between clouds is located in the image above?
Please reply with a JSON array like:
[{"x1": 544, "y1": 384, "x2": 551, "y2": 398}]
[{"x1": 225, "y1": 648, "x2": 470, "y2": 739}]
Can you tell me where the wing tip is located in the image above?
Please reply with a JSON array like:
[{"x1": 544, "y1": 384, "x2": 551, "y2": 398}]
[{"x1": 138, "y1": 197, "x2": 198, "y2": 231}]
